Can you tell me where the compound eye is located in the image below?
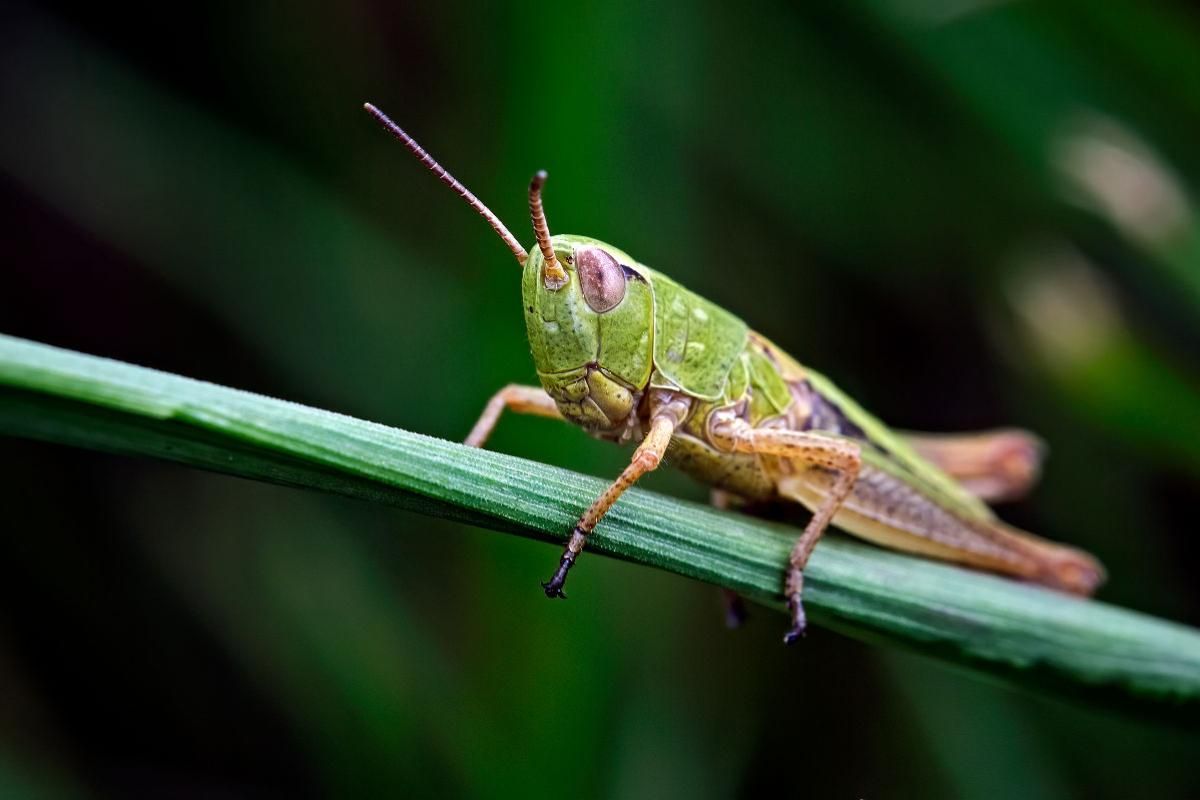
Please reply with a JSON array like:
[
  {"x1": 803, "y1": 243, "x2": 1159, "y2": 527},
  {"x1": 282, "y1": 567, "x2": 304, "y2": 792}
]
[{"x1": 575, "y1": 246, "x2": 626, "y2": 313}]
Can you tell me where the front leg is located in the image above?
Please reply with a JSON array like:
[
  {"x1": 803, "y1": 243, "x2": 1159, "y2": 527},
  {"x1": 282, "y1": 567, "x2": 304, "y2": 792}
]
[
  {"x1": 714, "y1": 420, "x2": 862, "y2": 643},
  {"x1": 464, "y1": 384, "x2": 561, "y2": 448},
  {"x1": 542, "y1": 395, "x2": 690, "y2": 598}
]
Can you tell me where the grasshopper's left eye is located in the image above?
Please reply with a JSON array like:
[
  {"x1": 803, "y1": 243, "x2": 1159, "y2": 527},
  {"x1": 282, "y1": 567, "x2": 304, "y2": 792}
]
[{"x1": 575, "y1": 246, "x2": 626, "y2": 313}]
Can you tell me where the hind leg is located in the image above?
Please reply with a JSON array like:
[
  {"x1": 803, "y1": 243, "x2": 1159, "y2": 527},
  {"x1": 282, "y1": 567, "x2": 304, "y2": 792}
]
[
  {"x1": 903, "y1": 429, "x2": 1043, "y2": 503},
  {"x1": 714, "y1": 421, "x2": 862, "y2": 643}
]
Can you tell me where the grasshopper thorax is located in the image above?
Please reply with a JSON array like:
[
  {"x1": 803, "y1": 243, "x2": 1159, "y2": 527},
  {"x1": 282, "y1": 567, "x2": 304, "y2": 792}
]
[{"x1": 522, "y1": 235, "x2": 656, "y2": 442}]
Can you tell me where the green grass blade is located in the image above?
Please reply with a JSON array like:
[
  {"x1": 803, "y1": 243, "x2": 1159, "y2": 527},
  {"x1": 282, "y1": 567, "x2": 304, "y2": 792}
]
[{"x1": 0, "y1": 333, "x2": 1197, "y2": 721}]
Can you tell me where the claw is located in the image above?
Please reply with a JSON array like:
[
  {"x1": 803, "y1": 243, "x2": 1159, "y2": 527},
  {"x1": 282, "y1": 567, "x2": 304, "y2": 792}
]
[
  {"x1": 542, "y1": 552, "x2": 575, "y2": 599},
  {"x1": 783, "y1": 594, "x2": 807, "y2": 645}
]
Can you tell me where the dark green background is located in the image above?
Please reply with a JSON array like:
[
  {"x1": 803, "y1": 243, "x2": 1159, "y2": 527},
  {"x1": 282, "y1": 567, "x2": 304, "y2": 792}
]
[{"x1": 2, "y1": 1, "x2": 1199, "y2": 797}]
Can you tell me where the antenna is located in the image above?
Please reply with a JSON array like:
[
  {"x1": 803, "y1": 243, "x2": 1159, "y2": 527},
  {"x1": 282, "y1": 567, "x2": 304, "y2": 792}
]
[
  {"x1": 363, "y1": 102, "x2": 527, "y2": 264},
  {"x1": 529, "y1": 171, "x2": 567, "y2": 287}
]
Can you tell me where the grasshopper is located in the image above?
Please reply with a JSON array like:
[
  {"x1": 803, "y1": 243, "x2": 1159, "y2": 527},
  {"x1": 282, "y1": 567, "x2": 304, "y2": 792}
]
[{"x1": 364, "y1": 103, "x2": 1105, "y2": 642}]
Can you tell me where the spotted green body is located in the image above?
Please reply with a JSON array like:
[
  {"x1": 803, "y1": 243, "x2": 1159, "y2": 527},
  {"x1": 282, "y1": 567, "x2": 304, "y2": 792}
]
[
  {"x1": 518, "y1": 229, "x2": 1110, "y2": 595},
  {"x1": 522, "y1": 234, "x2": 995, "y2": 520}
]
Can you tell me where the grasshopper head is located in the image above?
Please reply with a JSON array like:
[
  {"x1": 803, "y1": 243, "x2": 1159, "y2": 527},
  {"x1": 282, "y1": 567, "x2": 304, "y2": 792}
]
[{"x1": 521, "y1": 229, "x2": 655, "y2": 440}]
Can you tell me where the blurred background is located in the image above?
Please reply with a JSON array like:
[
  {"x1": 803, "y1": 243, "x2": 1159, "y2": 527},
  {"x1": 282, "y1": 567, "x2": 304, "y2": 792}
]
[{"x1": 2, "y1": 0, "x2": 1200, "y2": 796}]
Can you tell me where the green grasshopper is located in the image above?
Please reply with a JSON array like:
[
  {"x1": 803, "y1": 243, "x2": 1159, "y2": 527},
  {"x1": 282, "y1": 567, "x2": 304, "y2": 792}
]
[{"x1": 364, "y1": 103, "x2": 1105, "y2": 642}]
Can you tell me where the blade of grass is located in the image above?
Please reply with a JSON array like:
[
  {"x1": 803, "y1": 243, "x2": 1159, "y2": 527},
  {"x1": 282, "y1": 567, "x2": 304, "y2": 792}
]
[{"x1": 0, "y1": 333, "x2": 1198, "y2": 723}]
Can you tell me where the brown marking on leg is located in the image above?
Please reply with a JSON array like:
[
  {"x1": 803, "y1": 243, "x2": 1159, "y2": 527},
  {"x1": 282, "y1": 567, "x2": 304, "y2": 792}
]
[
  {"x1": 464, "y1": 384, "x2": 562, "y2": 448},
  {"x1": 542, "y1": 405, "x2": 685, "y2": 598},
  {"x1": 715, "y1": 421, "x2": 862, "y2": 643},
  {"x1": 904, "y1": 429, "x2": 1044, "y2": 503}
]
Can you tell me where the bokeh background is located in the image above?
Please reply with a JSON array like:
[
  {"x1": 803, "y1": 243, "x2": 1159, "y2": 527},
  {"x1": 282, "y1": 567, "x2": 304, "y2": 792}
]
[{"x1": 3, "y1": 0, "x2": 1200, "y2": 796}]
